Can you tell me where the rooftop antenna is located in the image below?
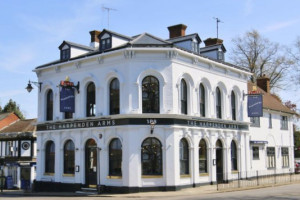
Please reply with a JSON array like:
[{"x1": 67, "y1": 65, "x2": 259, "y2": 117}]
[
  {"x1": 213, "y1": 17, "x2": 224, "y2": 39},
  {"x1": 102, "y1": 6, "x2": 117, "y2": 29}
]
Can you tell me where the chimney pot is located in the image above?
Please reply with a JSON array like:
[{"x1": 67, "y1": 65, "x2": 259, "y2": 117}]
[
  {"x1": 257, "y1": 74, "x2": 270, "y2": 93},
  {"x1": 167, "y1": 24, "x2": 187, "y2": 39},
  {"x1": 204, "y1": 38, "x2": 223, "y2": 47}
]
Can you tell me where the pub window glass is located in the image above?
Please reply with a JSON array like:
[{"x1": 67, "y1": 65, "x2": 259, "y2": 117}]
[
  {"x1": 181, "y1": 79, "x2": 187, "y2": 114},
  {"x1": 45, "y1": 141, "x2": 55, "y2": 173},
  {"x1": 142, "y1": 76, "x2": 159, "y2": 113},
  {"x1": 64, "y1": 112, "x2": 73, "y2": 119},
  {"x1": 141, "y1": 137, "x2": 162, "y2": 176},
  {"x1": 86, "y1": 82, "x2": 96, "y2": 117},
  {"x1": 267, "y1": 147, "x2": 276, "y2": 168},
  {"x1": 216, "y1": 87, "x2": 222, "y2": 119},
  {"x1": 199, "y1": 139, "x2": 207, "y2": 173},
  {"x1": 180, "y1": 138, "x2": 189, "y2": 175},
  {"x1": 110, "y1": 78, "x2": 120, "y2": 115},
  {"x1": 46, "y1": 90, "x2": 53, "y2": 121},
  {"x1": 64, "y1": 140, "x2": 75, "y2": 174},
  {"x1": 231, "y1": 91, "x2": 236, "y2": 120},
  {"x1": 109, "y1": 138, "x2": 122, "y2": 176},
  {"x1": 231, "y1": 141, "x2": 238, "y2": 171},
  {"x1": 199, "y1": 83, "x2": 205, "y2": 117}
]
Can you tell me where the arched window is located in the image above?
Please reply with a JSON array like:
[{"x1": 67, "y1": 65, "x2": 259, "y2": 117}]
[
  {"x1": 110, "y1": 78, "x2": 120, "y2": 115},
  {"x1": 231, "y1": 91, "x2": 236, "y2": 120},
  {"x1": 109, "y1": 138, "x2": 122, "y2": 176},
  {"x1": 142, "y1": 76, "x2": 160, "y2": 113},
  {"x1": 46, "y1": 90, "x2": 53, "y2": 121},
  {"x1": 181, "y1": 79, "x2": 187, "y2": 114},
  {"x1": 199, "y1": 83, "x2": 205, "y2": 117},
  {"x1": 231, "y1": 141, "x2": 238, "y2": 171},
  {"x1": 45, "y1": 141, "x2": 55, "y2": 173},
  {"x1": 199, "y1": 139, "x2": 207, "y2": 173},
  {"x1": 141, "y1": 137, "x2": 162, "y2": 175},
  {"x1": 216, "y1": 87, "x2": 222, "y2": 119},
  {"x1": 180, "y1": 138, "x2": 189, "y2": 175},
  {"x1": 86, "y1": 82, "x2": 96, "y2": 117},
  {"x1": 64, "y1": 140, "x2": 75, "y2": 174}
]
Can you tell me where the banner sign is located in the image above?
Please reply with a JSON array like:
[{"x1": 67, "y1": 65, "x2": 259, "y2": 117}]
[
  {"x1": 60, "y1": 87, "x2": 75, "y2": 113},
  {"x1": 247, "y1": 94, "x2": 263, "y2": 117}
]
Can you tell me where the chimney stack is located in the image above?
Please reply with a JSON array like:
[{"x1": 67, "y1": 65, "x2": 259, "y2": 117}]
[
  {"x1": 204, "y1": 38, "x2": 223, "y2": 47},
  {"x1": 257, "y1": 74, "x2": 270, "y2": 93},
  {"x1": 89, "y1": 30, "x2": 101, "y2": 48},
  {"x1": 167, "y1": 24, "x2": 187, "y2": 39}
]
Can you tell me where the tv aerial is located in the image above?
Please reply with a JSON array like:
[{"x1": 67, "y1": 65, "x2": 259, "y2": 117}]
[
  {"x1": 213, "y1": 17, "x2": 224, "y2": 39},
  {"x1": 102, "y1": 6, "x2": 117, "y2": 29}
]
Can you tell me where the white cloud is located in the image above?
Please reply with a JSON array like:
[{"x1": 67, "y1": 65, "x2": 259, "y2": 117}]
[
  {"x1": 263, "y1": 19, "x2": 300, "y2": 33},
  {"x1": 0, "y1": 89, "x2": 25, "y2": 98}
]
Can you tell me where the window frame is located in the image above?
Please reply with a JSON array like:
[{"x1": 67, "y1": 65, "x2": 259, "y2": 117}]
[
  {"x1": 216, "y1": 87, "x2": 222, "y2": 119},
  {"x1": 199, "y1": 139, "x2": 208, "y2": 173},
  {"x1": 250, "y1": 117, "x2": 260, "y2": 127},
  {"x1": 281, "y1": 147, "x2": 289, "y2": 168},
  {"x1": 199, "y1": 83, "x2": 205, "y2": 117},
  {"x1": 267, "y1": 147, "x2": 276, "y2": 169},
  {"x1": 109, "y1": 78, "x2": 120, "y2": 115},
  {"x1": 61, "y1": 49, "x2": 70, "y2": 60},
  {"x1": 252, "y1": 146, "x2": 259, "y2": 160},
  {"x1": 180, "y1": 79, "x2": 187, "y2": 115},
  {"x1": 86, "y1": 82, "x2": 96, "y2": 117},
  {"x1": 231, "y1": 141, "x2": 238, "y2": 171},
  {"x1": 142, "y1": 76, "x2": 160, "y2": 113},
  {"x1": 141, "y1": 137, "x2": 162, "y2": 176},
  {"x1": 45, "y1": 141, "x2": 55, "y2": 174},
  {"x1": 100, "y1": 38, "x2": 112, "y2": 51},
  {"x1": 63, "y1": 140, "x2": 75, "y2": 174},
  {"x1": 109, "y1": 138, "x2": 122, "y2": 176},
  {"x1": 281, "y1": 116, "x2": 288, "y2": 130},
  {"x1": 269, "y1": 113, "x2": 272, "y2": 128},
  {"x1": 46, "y1": 90, "x2": 53, "y2": 121},
  {"x1": 180, "y1": 138, "x2": 189, "y2": 175},
  {"x1": 231, "y1": 91, "x2": 236, "y2": 121}
]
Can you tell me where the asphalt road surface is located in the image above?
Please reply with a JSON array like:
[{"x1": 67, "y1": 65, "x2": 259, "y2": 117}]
[{"x1": 1, "y1": 183, "x2": 300, "y2": 200}]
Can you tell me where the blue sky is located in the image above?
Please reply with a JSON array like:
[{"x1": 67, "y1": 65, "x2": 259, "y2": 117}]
[{"x1": 0, "y1": 0, "x2": 300, "y2": 118}]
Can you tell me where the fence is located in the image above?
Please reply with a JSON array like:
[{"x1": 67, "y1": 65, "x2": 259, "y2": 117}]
[{"x1": 217, "y1": 169, "x2": 300, "y2": 191}]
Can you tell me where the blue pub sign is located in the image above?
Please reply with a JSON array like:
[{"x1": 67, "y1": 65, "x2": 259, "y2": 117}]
[
  {"x1": 247, "y1": 94, "x2": 263, "y2": 117},
  {"x1": 60, "y1": 87, "x2": 75, "y2": 113}
]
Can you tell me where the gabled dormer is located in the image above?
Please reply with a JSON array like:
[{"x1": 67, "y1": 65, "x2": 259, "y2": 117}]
[
  {"x1": 58, "y1": 41, "x2": 95, "y2": 61},
  {"x1": 98, "y1": 29, "x2": 132, "y2": 51},
  {"x1": 166, "y1": 24, "x2": 202, "y2": 54},
  {"x1": 200, "y1": 38, "x2": 227, "y2": 61}
]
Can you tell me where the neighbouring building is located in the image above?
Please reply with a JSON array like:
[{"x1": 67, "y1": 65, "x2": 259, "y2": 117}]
[
  {"x1": 0, "y1": 117, "x2": 37, "y2": 189},
  {"x1": 33, "y1": 24, "x2": 296, "y2": 193}
]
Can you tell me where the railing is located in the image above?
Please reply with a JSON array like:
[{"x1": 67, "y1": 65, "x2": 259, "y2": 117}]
[{"x1": 217, "y1": 169, "x2": 300, "y2": 191}]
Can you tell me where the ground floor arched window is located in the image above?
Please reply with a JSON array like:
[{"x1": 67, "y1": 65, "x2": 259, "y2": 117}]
[
  {"x1": 109, "y1": 138, "x2": 122, "y2": 176},
  {"x1": 180, "y1": 138, "x2": 189, "y2": 175},
  {"x1": 231, "y1": 141, "x2": 238, "y2": 171},
  {"x1": 45, "y1": 141, "x2": 55, "y2": 173},
  {"x1": 141, "y1": 137, "x2": 162, "y2": 176},
  {"x1": 199, "y1": 139, "x2": 207, "y2": 173},
  {"x1": 64, "y1": 140, "x2": 75, "y2": 174}
]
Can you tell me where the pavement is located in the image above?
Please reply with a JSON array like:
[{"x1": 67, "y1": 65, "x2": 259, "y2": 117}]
[{"x1": 0, "y1": 182, "x2": 296, "y2": 198}]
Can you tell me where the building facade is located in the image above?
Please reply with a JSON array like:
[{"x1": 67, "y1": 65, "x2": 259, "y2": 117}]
[
  {"x1": 0, "y1": 118, "x2": 37, "y2": 189},
  {"x1": 33, "y1": 24, "x2": 295, "y2": 193}
]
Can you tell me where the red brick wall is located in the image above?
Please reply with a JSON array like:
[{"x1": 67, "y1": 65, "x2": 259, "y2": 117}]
[{"x1": 0, "y1": 113, "x2": 19, "y2": 130}]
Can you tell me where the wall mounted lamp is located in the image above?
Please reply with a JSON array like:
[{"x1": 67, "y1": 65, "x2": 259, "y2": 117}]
[
  {"x1": 150, "y1": 121, "x2": 156, "y2": 134},
  {"x1": 26, "y1": 80, "x2": 42, "y2": 93}
]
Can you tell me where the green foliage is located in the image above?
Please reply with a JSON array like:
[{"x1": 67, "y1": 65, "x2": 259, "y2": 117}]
[
  {"x1": 1, "y1": 99, "x2": 25, "y2": 119},
  {"x1": 294, "y1": 130, "x2": 300, "y2": 158}
]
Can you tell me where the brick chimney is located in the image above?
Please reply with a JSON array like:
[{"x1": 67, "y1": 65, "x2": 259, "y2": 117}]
[
  {"x1": 204, "y1": 38, "x2": 223, "y2": 46},
  {"x1": 257, "y1": 74, "x2": 270, "y2": 93},
  {"x1": 167, "y1": 24, "x2": 187, "y2": 39},
  {"x1": 89, "y1": 30, "x2": 101, "y2": 48}
]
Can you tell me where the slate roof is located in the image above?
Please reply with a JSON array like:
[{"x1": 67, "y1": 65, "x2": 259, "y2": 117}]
[
  {"x1": 247, "y1": 82, "x2": 295, "y2": 114},
  {"x1": 59, "y1": 40, "x2": 96, "y2": 51},
  {"x1": 129, "y1": 33, "x2": 171, "y2": 45},
  {"x1": 100, "y1": 29, "x2": 133, "y2": 40},
  {"x1": 166, "y1": 33, "x2": 201, "y2": 43}
]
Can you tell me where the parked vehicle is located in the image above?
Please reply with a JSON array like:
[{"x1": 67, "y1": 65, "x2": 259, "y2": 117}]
[{"x1": 295, "y1": 162, "x2": 300, "y2": 174}]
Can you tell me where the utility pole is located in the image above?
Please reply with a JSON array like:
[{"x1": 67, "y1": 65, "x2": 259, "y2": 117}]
[
  {"x1": 213, "y1": 17, "x2": 223, "y2": 39},
  {"x1": 102, "y1": 6, "x2": 117, "y2": 29}
]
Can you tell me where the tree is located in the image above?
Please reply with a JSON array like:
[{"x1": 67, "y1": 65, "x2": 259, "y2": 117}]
[
  {"x1": 230, "y1": 30, "x2": 293, "y2": 90},
  {"x1": 287, "y1": 36, "x2": 300, "y2": 85},
  {"x1": 284, "y1": 100, "x2": 297, "y2": 112},
  {"x1": 1, "y1": 99, "x2": 25, "y2": 119}
]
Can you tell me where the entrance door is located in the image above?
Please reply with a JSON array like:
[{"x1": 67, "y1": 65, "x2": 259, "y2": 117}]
[
  {"x1": 216, "y1": 140, "x2": 223, "y2": 183},
  {"x1": 85, "y1": 139, "x2": 97, "y2": 187},
  {"x1": 20, "y1": 167, "x2": 31, "y2": 189}
]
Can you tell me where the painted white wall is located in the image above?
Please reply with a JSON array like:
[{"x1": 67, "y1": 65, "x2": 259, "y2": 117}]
[{"x1": 70, "y1": 47, "x2": 90, "y2": 58}]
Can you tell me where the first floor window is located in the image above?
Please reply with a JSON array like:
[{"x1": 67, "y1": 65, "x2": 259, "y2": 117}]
[
  {"x1": 65, "y1": 112, "x2": 73, "y2": 119},
  {"x1": 141, "y1": 137, "x2": 162, "y2": 175},
  {"x1": 250, "y1": 117, "x2": 260, "y2": 127},
  {"x1": 281, "y1": 116, "x2": 288, "y2": 130},
  {"x1": 252, "y1": 146, "x2": 259, "y2": 160},
  {"x1": 267, "y1": 147, "x2": 275, "y2": 168},
  {"x1": 281, "y1": 147, "x2": 289, "y2": 168}
]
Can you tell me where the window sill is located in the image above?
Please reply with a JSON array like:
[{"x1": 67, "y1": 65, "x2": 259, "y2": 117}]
[
  {"x1": 253, "y1": 158, "x2": 260, "y2": 160},
  {"x1": 282, "y1": 166, "x2": 290, "y2": 168},
  {"x1": 44, "y1": 173, "x2": 54, "y2": 176},
  {"x1": 142, "y1": 175, "x2": 163, "y2": 179},
  {"x1": 231, "y1": 170, "x2": 239, "y2": 174},
  {"x1": 200, "y1": 173, "x2": 209, "y2": 177},
  {"x1": 180, "y1": 174, "x2": 191, "y2": 178},
  {"x1": 63, "y1": 174, "x2": 75, "y2": 177},
  {"x1": 107, "y1": 176, "x2": 122, "y2": 179}
]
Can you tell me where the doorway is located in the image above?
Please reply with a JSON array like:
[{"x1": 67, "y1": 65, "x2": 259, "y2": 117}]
[
  {"x1": 216, "y1": 139, "x2": 223, "y2": 183},
  {"x1": 85, "y1": 139, "x2": 97, "y2": 187}
]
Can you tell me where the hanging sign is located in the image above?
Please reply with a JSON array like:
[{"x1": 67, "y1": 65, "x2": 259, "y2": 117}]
[
  {"x1": 60, "y1": 87, "x2": 75, "y2": 113},
  {"x1": 247, "y1": 94, "x2": 263, "y2": 117}
]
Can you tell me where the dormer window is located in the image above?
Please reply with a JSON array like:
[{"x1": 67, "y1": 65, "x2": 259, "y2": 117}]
[
  {"x1": 192, "y1": 42, "x2": 199, "y2": 53},
  {"x1": 218, "y1": 51, "x2": 224, "y2": 61},
  {"x1": 100, "y1": 38, "x2": 111, "y2": 51},
  {"x1": 61, "y1": 49, "x2": 70, "y2": 60}
]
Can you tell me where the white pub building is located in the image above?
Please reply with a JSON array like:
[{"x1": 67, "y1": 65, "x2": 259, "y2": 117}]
[{"x1": 33, "y1": 24, "x2": 295, "y2": 193}]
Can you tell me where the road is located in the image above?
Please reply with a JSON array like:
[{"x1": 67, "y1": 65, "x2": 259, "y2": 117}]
[{"x1": 1, "y1": 183, "x2": 300, "y2": 200}]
